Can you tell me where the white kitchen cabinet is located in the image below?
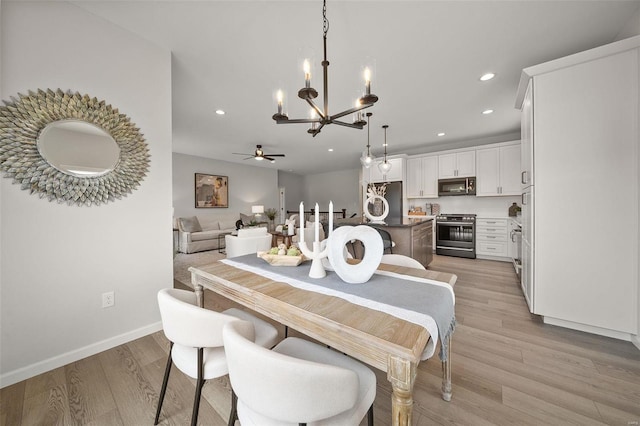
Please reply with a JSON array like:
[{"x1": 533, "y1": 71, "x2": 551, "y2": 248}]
[
  {"x1": 438, "y1": 150, "x2": 475, "y2": 178},
  {"x1": 476, "y1": 142, "x2": 521, "y2": 196},
  {"x1": 475, "y1": 218, "x2": 509, "y2": 259},
  {"x1": 515, "y1": 36, "x2": 639, "y2": 339},
  {"x1": 365, "y1": 157, "x2": 404, "y2": 183},
  {"x1": 406, "y1": 156, "x2": 438, "y2": 198},
  {"x1": 521, "y1": 80, "x2": 534, "y2": 190}
]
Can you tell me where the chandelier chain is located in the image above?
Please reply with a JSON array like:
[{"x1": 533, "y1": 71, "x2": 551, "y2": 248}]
[{"x1": 323, "y1": 0, "x2": 329, "y2": 37}]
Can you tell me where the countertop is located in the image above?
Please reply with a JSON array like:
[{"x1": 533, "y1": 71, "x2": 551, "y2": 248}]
[{"x1": 369, "y1": 217, "x2": 433, "y2": 228}]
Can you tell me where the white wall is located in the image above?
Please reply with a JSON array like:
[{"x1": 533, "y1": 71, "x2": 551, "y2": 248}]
[
  {"x1": 616, "y1": 5, "x2": 640, "y2": 40},
  {"x1": 173, "y1": 153, "x2": 278, "y2": 220},
  {"x1": 303, "y1": 169, "x2": 361, "y2": 218},
  {"x1": 278, "y1": 170, "x2": 305, "y2": 217},
  {"x1": 1, "y1": 2, "x2": 173, "y2": 386}
]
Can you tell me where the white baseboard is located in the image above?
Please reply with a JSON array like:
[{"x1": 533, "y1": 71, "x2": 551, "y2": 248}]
[
  {"x1": 631, "y1": 334, "x2": 640, "y2": 351},
  {"x1": 475, "y1": 254, "x2": 511, "y2": 263},
  {"x1": 0, "y1": 322, "x2": 163, "y2": 388},
  {"x1": 543, "y1": 316, "x2": 635, "y2": 343}
]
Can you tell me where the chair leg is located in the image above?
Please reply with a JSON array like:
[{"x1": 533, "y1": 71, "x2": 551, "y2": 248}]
[
  {"x1": 154, "y1": 342, "x2": 174, "y2": 425},
  {"x1": 191, "y1": 348, "x2": 205, "y2": 426},
  {"x1": 228, "y1": 389, "x2": 238, "y2": 426},
  {"x1": 367, "y1": 404, "x2": 374, "y2": 426}
]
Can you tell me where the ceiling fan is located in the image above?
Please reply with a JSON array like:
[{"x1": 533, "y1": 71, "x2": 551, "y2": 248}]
[{"x1": 233, "y1": 145, "x2": 285, "y2": 162}]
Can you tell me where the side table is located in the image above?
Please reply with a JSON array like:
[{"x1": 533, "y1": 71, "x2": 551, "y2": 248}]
[
  {"x1": 269, "y1": 231, "x2": 293, "y2": 248},
  {"x1": 217, "y1": 231, "x2": 237, "y2": 254}
]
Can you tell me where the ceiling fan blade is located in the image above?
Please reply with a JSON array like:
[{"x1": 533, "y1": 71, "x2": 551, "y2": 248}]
[
  {"x1": 266, "y1": 154, "x2": 285, "y2": 157},
  {"x1": 232, "y1": 152, "x2": 254, "y2": 156},
  {"x1": 263, "y1": 156, "x2": 276, "y2": 162},
  {"x1": 242, "y1": 156, "x2": 254, "y2": 160}
]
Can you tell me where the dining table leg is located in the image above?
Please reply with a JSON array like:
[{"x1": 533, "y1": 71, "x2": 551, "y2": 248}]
[
  {"x1": 388, "y1": 356, "x2": 417, "y2": 426},
  {"x1": 193, "y1": 280, "x2": 204, "y2": 308},
  {"x1": 441, "y1": 335, "x2": 452, "y2": 402}
]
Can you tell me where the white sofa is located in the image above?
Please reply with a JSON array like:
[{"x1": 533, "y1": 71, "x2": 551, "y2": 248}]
[
  {"x1": 177, "y1": 215, "x2": 241, "y2": 254},
  {"x1": 225, "y1": 227, "x2": 272, "y2": 258}
]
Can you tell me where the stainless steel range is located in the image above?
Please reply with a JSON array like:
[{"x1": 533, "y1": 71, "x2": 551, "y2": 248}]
[{"x1": 435, "y1": 214, "x2": 476, "y2": 258}]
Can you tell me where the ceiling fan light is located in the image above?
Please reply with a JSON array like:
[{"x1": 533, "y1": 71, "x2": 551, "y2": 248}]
[{"x1": 255, "y1": 156, "x2": 264, "y2": 161}]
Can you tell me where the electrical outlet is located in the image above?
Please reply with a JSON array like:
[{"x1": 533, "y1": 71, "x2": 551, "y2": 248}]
[{"x1": 102, "y1": 291, "x2": 115, "y2": 308}]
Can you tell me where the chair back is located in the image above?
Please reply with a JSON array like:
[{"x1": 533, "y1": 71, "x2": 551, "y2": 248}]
[
  {"x1": 381, "y1": 254, "x2": 426, "y2": 270},
  {"x1": 375, "y1": 227, "x2": 394, "y2": 252},
  {"x1": 223, "y1": 321, "x2": 359, "y2": 423},
  {"x1": 157, "y1": 288, "x2": 238, "y2": 348}
]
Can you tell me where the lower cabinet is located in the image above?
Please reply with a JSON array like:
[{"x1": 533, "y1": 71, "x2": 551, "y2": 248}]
[
  {"x1": 476, "y1": 218, "x2": 509, "y2": 259},
  {"x1": 373, "y1": 220, "x2": 433, "y2": 268},
  {"x1": 411, "y1": 221, "x2": 433, "y2": 267}
]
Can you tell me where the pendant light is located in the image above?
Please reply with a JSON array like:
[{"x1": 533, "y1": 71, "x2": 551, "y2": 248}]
[
  {"x1": 378, "y1": 124, "x2": 392, "y2": 174},
  {"x1": 359, "y1": 112, "x2": 376, "y2": 168}
]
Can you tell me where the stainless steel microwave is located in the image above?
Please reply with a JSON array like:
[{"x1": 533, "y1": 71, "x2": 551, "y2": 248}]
[{"x1": 438, "y1": 177, "x2": 476, "y2": 196}]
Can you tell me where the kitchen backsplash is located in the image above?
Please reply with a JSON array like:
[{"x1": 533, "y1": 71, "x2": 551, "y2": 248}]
[{"x1": 408, "y1": 195, "x2": 520, "y2": 217}]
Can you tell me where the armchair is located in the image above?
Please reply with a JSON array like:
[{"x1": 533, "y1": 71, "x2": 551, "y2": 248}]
[{"x1": 225, "y1": 227, "x2": 272, "y2": 258}]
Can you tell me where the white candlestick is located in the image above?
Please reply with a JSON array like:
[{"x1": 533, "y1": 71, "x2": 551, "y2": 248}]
[
  {"x1": 314, "y1": 203, "x2": 319, "y2": 242},
  {"x1": 329, "y1": 201, "x2": 333, "y2": 237},
  {"x1": 299, "y1": 202, "x2": 304, "y2": 243}
]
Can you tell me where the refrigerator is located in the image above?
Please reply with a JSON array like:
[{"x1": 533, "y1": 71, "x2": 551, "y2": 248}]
[{"x1": 383, "y1": 181, "x2": 403, "y2": 222}]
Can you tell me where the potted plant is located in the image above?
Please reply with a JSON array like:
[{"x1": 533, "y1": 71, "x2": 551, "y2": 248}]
[{"x1": 265, "y1": 208, "x2": 278, "y2": 231}]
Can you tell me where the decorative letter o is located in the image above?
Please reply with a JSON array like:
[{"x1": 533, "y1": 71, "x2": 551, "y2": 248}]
[
  {"x1": 327, "y1": 225, "x2": 383, "y2": 284},
  {"x1": 363, "y1": 195, "x2": 389, "y2": 224}
]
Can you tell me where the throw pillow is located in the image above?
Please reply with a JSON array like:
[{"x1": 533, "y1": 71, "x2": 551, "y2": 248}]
[
  {"x1": 179, "y1": 216, "x2": 202, "y2": 233},
  {"x1": 240, "y1": 213, "x2": 253, "y2": 225}
]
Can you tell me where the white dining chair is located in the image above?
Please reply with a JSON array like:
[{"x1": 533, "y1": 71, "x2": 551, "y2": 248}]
[
  {"x1": 381, "y1": 254, "x2": 426, "y2": 270},
  {"x1": 223, "y1": 320, "x2": 376, "y2": 426},
  {"x1": 155, "y1": 288, "x2": 280, "y2": 426}
]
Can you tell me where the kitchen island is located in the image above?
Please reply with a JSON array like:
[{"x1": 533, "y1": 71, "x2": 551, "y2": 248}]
[{"x1": 341, "y1": 217, "x2": 434, "y2": 268}]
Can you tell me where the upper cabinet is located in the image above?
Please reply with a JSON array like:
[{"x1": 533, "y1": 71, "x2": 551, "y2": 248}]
[
  {"x1": 406, "y1": 155, "x2": 438, "y2": 198},
  {"x1": 476, "y1": 142, "x2": 521, "y2": 196},
  {"x1": 365, "y1": 157, "x2": 404, "y2": 183},
  {"x1": 438, "y1": 150, "x2": 475, "y2": 178}
]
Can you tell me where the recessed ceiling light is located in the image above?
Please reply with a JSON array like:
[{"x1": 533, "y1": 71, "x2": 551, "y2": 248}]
[
  {"x1": 328, "y1": 148, "x2": 334, "y2": 152},
  {"x1": 480, "y1": 73, "x2": 496, "y2": 81},
  {"x1": 482, "y1": 109, "x2": 494, "y2": 115},
  {"x1": 215, "y1": 109, "x2": 225, "y2": 115},
  {"x1": 437, "y1": 132, "x2": 445, "y2": 137}
]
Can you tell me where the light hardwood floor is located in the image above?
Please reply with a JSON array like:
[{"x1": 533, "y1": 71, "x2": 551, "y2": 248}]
[{"x1": 2, "y1": 254, "x2": 639, "y2": 425}]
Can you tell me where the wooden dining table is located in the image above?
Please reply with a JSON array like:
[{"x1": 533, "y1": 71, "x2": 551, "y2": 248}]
[{"x1": 189, "y1": 259, "x2": 456, "y2": 426}]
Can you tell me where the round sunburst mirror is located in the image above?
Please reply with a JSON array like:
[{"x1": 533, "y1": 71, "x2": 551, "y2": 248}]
[{"x1": 0, "y1": 89, "x2": 150, "y2": 206}]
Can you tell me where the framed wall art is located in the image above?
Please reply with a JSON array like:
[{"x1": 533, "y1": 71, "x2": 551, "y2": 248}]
[{"x1": 195, "y1": 173, "x2": 228, "y2": 208}]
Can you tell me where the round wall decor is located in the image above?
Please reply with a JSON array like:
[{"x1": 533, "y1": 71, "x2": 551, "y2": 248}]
[{"x1": 0, "y1": 89, "x2": 150, "y2": 206}]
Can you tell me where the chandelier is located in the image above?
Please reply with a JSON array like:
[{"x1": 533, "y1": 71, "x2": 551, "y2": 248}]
[
  {"x1": 360, "y1": 112, "x2": 376, "y2": 168},
  {"x1": 379, "y1": 124, "x2": 392, "y2": 174},
  {"x1": 272, "y1": 0, "x2": 379, "y2": 136}
]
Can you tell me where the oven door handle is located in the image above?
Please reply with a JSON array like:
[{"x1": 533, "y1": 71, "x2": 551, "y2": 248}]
[
  {"x1": 437, "y1": 221, "x2": 475, "y2": 226},
  {"x1": 436, "y1": 246, "x2": 475, "y2": 252}
]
